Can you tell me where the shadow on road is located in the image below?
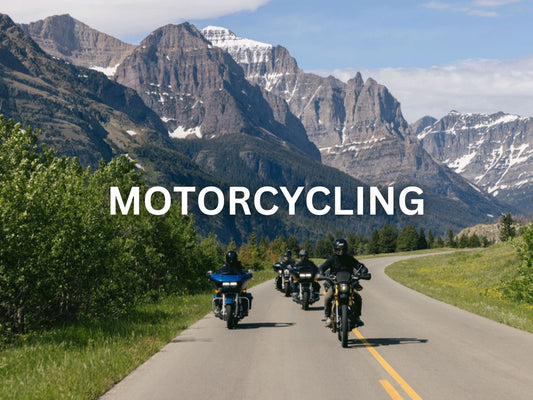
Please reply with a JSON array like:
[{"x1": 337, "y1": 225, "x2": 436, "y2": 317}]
[
  {"x1": 347, "y1": 337, "x2": 428, "y2": 349},
  {"x1": 236, "y1": 322, "x2": 295, "y2": 329}
]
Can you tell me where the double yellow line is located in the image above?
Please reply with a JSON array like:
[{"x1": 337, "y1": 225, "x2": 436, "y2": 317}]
[{"x1": 352, "y1": 328, "x2": 423, "y2": 400}]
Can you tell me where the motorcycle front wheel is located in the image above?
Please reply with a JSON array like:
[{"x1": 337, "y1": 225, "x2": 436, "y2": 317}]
[
  {"x1": 341, "y1": 304, "x2": 349, "y2": 348},
  {"x1": 225, "y1": 304, "x2": 236, "y2": 329},
  {"x1": 302, "y1": 291, "x2": 309, "y2": 310}
]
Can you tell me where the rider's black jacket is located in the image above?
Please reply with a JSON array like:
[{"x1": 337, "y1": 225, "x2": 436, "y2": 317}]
[
  {"x1": 278, "y1": 257, "x2": 295, "y2": 269},
  {"x1": 215, "y1": 261, "x2": 245, "y2": 275},
  {"x1": 294, "y1": 258, "x2": 318, "y2": 272},
  {"x1": 318, "y1": 254, "x2": 366, "y2": 276}
]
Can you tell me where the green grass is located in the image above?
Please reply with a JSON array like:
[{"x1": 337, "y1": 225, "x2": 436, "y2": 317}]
[
  {"x1": 0, "y1": 268, "x2": 275, "y2": 400},
  {"x1": 385, "y1": 243, "x2": 533, "y2": 333}
]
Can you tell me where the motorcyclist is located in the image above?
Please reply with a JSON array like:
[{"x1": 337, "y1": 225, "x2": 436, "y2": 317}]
[
  {"x1": 214, "y1": 250, "x2": 249, "y2": 314},
  {"x1": 216, "y1": 250, "x2": 246, "y2": 275},
  {"x1": 292, "y1": 249, "x2": 320, "y2": 297},
  {"x1": 318, "y1": 238, "x2": 370, "y2": 328},
  {"x1": 278, "y1": 250, "x2": 295, "y2": 269}
]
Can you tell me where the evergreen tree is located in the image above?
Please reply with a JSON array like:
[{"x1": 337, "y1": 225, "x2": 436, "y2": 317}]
[
  {"x1": 427, "y1": 229, "x2": 435, "y2": 249},
  {"x1": 286, "y1": 235, "x2": 299, "y2": 255},
  {"x1": 378, "y1": 223, "x2": 398, "y2": 254},
  {"x1": 368, "y1": 229, "x2": 380, "y2": 254},
  {"x1": 301, "y1": 239, "x2": 314, "y2": 257},
  {"x1": 315, "y1": 238, "x2": 333, "y2": 258},
  {"x1": 447, "y1": 229, "x2": 456, "y2": 248},
  {"x1": 499, "y1": 213, "x2": 516, "y2": 242},
  {"x1": 458, "y1": 233, "x2": 469, "y2": 248},
  {"x1": 397, "y1": 226, "x2": 419, "y2": 251},
  {"x1": 417, "y1": 228, "x2": 428, "y2": 250},
  {"x1": 468, "y1": 233, "x2": 481, "y2": 248}
]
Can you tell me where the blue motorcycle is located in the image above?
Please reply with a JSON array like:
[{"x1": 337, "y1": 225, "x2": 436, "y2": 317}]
[{"x1": 208, "y1": 271, "x2": 253, "y2": 329}]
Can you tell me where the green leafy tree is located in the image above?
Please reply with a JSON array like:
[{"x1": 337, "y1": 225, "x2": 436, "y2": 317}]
[
  {"x1": 506, "y1": 223, "x2": 533, "y2": 303},
  {"x1": 0, "y1": 117, "x2": 219, "y2": 334}
]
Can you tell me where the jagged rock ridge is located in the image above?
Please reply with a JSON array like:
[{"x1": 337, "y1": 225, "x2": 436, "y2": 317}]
[
  {"x1": 201, "y1": 26, "x2": 505, "y2": 211},
  {"x1": 113, "y1": 23, "x2": 320, "y2": 160},
  {"x1": 418, "y1": 111, "x2": 533, "y2": 214},
  {"x1": 19, "y1": 14, "x2": 136, "y2": 76}
]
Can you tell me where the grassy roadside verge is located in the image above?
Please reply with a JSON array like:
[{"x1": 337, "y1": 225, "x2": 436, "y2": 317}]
[
  {"x1": 0, "y1": 269, "x2": 275, "y2": 400},
  {"x1": 385, "y1": 243, "x2": 533, "y2": 333}
]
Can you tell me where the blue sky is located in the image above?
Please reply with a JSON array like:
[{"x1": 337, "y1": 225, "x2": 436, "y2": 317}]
[
  {"x1": 4, "y1": 0, "x2": 533, "y2": 121},
  {"x1": 189, "y1": 0, "x2": 533, "y2": 70}
]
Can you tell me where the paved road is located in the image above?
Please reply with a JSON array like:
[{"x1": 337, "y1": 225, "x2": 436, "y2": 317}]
[{"x1": 101, "y1": 254, "x2": 533, "y2": 399}]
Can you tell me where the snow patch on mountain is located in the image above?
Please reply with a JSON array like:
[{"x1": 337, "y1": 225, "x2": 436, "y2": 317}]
[
  {"x1": 90, "y1": 63, "x2": 120, "y2": 77},
  {"x1": 169, "y1": 126, "x2": 202, "y2": 139},
  {"x1": 201, "y1": 26, "x2": 273, "y2": 64}
]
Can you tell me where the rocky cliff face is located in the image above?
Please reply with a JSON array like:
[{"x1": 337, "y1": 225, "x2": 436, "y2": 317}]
[
  {"x1": 418, "y1": 111, "x2": 533, "y2": 214},
  {"x1": 19, "y1": 14, "x2": 136, "y2": 76},
  {"x1": 114, "y1": 23, "x2": 320, "y2": 160},
  {"x1": 0, "y1": 13, "x2": 166, "y2": 166},
  {"x1": 201, "y1": 27, "x2": 493, "y2": 199}
]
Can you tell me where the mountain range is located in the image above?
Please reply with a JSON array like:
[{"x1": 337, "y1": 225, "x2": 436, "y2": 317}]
[
  {"x1": 1, "y1": 13, "x2": 520, "y2": 243},
  {"x1": 416, "y1": 111, "x2": 533, "y2": 214}
]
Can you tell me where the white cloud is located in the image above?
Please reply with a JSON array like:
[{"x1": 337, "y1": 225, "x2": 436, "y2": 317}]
[
  {"x1": 313, "y1": 55, "x2": 533, "y2": 122},
  {"x1": 473, "y1": 0, "x2": 523, "y2": 6},
  {"x1": 3, "y1": 0, "x2": 271, "y2": 38},
  {"x1": 423, "y1": 0, "x2": 525, "y2": 17}
]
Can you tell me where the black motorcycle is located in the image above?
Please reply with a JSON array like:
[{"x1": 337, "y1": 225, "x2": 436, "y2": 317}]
[
  {"x1": 319, "y1": 267, "x2": 370, "y2": 348},
  {"x1": 273, "y1": 262, "x2": 293, "y2": 297},
  {"x1": 291, "y1": 266, "x2": 320, "y2": 310}
]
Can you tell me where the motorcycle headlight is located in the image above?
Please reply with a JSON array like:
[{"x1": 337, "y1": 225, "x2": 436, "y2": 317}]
[
  {"x1": 284, "y1": 270, "x2": 290, "y2": 276},
  {"x1": 300, "y1": 273, "x2": 312, "y2": 279},
  {"x1": 222, "y1": 282, "x2": 238, "y2": 287},
  {"x1": 339, "y1": 283, "x2": 349, "y2": 293}
]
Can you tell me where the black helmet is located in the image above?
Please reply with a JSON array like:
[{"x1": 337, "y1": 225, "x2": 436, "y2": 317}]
[
  {"x1": 299, "y1": 249, "x2": 309, "y2": 259},
  {"x1": 334, "y1": 238, "x2": 348, "y2": 255},
  {"x1": 284, "y1": 250, "x2": 292, "y2": 258},
  {"x1": 225, "y1": 250, "x2": 238, "y2": 265}
]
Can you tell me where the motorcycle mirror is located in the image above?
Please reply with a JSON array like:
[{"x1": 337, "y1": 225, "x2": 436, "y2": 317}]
[
  {"x1": 248, "y1": 269, "x2": 253, "y2": 275},
  {"x1": 206, "y1": 270, "x2": 213, "y2": 277}
]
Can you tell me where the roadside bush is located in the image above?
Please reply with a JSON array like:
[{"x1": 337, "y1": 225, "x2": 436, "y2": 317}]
[
  {"x1": 505, "y1": 223, "x2": 533, "y2": 303},
  {"x1": 0, "y1": 117, "x2": 219, "y2": 336}
]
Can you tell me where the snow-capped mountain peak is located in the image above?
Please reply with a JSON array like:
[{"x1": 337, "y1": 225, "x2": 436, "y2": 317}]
[
  {"x1": 201, "y1": 26, "x2": 273, "y2": 64},
  {"x1": 418, "y1": 110, "x2": 533, "y2": 213}
]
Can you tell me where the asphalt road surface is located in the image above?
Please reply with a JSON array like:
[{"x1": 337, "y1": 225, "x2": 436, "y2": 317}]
[{"x1": 101, "y1": 254, "x2": 533, "y2": 400}]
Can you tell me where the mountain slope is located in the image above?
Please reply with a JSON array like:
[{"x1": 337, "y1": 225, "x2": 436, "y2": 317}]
[
  {"x1": 0, "y1": 13, "x2": 170, "y2": 166},
  {"x1": 19, "y1": 14, "x2": 135, "y2": 76},
  {"x1": 114, "y1": 23, "x2": 320, "y2": 161},
  {"x1": 418, "y1": 111, "x2": 533, "y2": 215},
  {"x1": 201, "y1": 26, "x2": 506, "y2": 215}
]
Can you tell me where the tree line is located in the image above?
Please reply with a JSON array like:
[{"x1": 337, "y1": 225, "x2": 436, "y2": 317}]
[{"x1": 234, "y1": 223, "x2": 492, "y2": 268}]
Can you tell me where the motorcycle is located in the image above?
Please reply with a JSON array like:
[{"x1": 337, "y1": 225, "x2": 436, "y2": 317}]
[
  {"x1": 291, "y1": 266, "x2": 320, "y2": 310},
  {"x1": 272, "y1": 262, "x2": 293, "y2": 297},
  {"x1": 207, "y1": 270, "x2": 253, "y2": 329},
  {"x1": 318, "y1": 267, "x2": 371, "y2": 348}
]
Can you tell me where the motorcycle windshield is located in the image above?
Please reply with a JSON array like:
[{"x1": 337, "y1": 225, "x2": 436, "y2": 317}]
[
  {"x1": 209, "y1": 273, "x2": 253, "y2": 290},
  {"x1": 335, "y1": 270, "x2": 352, "y2": 284}
]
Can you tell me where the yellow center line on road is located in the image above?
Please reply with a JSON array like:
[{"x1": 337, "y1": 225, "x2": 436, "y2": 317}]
[
  {"x1": 380, "y1": 379, "x2": 404, "y2": 400},
  {"x1": 353, "y1": 328, "x2": 422, "y2": 400}
]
